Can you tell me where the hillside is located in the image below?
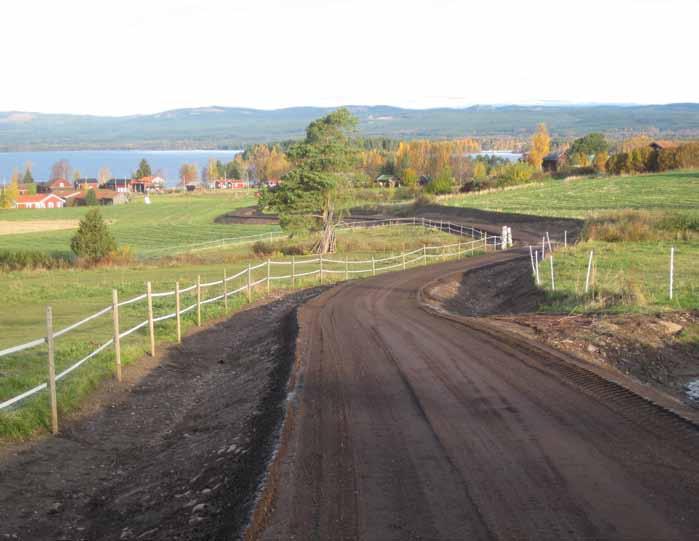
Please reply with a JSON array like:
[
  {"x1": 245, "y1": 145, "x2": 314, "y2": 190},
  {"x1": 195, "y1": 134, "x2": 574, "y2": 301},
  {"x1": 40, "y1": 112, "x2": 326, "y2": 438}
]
[{"x1": 2, "y1": 103, "x2": 699, "y2": 151}]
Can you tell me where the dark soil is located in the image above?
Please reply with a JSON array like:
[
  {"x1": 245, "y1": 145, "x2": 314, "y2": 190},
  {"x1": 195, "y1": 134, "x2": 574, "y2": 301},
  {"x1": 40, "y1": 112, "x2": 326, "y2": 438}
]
[
  {"x1": 0, "y1": 287, "x2": 323, "y2": 541},
  {"x1": 214, "y1": 207, "x2": 279, "y2": 225}
]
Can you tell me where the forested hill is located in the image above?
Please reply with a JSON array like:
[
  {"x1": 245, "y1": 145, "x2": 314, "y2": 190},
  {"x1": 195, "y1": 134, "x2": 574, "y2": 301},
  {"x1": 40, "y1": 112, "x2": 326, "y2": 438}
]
[{"x1": 2, "y1": 103, "x2": 699, "y2": 150}]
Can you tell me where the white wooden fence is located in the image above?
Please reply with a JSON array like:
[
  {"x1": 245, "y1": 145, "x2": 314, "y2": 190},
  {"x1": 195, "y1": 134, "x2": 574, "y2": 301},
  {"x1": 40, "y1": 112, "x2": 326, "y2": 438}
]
[{"x1": 0, "y1": 218, "x2": 505, "y2": 433}]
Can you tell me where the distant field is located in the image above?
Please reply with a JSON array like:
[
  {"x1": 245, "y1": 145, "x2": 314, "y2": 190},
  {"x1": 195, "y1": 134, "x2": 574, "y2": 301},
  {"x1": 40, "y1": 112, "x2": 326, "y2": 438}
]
[
  {"x1": 0, "y1": 219, "x2": 79, "y2": 236},
  {"x1": 0, "y1": 192, "x2": 276, "y2": 256},
  {"x1": 444, "y1": 170, "x2": 699, "y2": 219}
]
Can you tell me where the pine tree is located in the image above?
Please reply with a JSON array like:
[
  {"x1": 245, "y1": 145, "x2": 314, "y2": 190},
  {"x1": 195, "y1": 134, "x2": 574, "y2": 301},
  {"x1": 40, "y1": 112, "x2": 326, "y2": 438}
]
[
  {"x1": 70, "y1": 209, "x2": 117, "y2": 263},
  {"x1": 85, "y1": 189, "x2": 98, "y2": 206}
]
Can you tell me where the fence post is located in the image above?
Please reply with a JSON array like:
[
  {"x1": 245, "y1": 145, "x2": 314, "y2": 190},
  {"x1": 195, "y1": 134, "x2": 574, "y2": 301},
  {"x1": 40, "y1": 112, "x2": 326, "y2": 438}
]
[
  {"x1": 423, "y1": 245, "x2": 427, "y2": 265},
  {"x1": 546, "y1": 231, "x2": 553, "y2": 253},
  {"x1": 292, "y1": 256, "x2": 296, "y2": 288},
  {"x1": 247, "y1": 263, "x2": 252, "y2": 302},
  {"x1": 223, "y1": 269, "x2": 228, "y2": 310},
  {"x1": 147, "y1": 282, "x2": 155, "y2": 357},
  {"x1": 403, "y1": 251, "x2": 407, "y2": 270},
  {"x1": 550, "y1": 256, "x2": 556, "y2": 291},
  {"x1": 345, "y1": 256, "x2": 349, "y2": 280},
  {"x1": 46, "y1": 305, "x2": 58, "y2": 435},
  {"x1": 502, "y1": 226, "x2": 507, "y2": 250},
  {"x1": 669, "y1": 246, "x2": 675, "y2": 300},
  {"x1": 529, "y1": 246, "x2": 535, "y2": 273},
  {"x1": 585, "y1": 250, "x2": 594, "y2": 294},
  {"x1": 112, "y1": 289, "x2": 122, "y2": 382},
  {"x1": 196, "y1": 275, "x2": 202, "y2": 326},
  {"x1": 564, "y1": 230, "x2": 568, "y2": 248},
  {"x1": 320, "y1": 254, "x2": 324, "y2": 284},
  {"x1": 372, "y1": 256, "x2": 376, "y2": 276},
  {"x1": 175, "y1": 281, "x2": 182, "y2": 344},
  {"x1": 541, "y1": 236, "x2": 546, "y2": 259},
  {"x1": 267, "y1": 259, "x2": 271, "y2": 293}
]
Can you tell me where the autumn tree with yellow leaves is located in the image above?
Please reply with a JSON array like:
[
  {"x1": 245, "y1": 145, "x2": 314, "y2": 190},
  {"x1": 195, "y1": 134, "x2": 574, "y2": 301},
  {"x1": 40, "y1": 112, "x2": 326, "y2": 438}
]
[{"x1": 527, "y1": 123, "x2": 551, "y2": 170}]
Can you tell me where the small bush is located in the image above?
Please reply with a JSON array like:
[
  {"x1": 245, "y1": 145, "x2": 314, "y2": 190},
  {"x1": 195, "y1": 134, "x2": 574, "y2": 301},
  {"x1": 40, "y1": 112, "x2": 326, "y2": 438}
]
[
  {"x1": 70, "y1": 209, "x2": 117, "y2": 264},
  {"x1": 252, "y1": 241, "x2": 276, "y2": 256}
]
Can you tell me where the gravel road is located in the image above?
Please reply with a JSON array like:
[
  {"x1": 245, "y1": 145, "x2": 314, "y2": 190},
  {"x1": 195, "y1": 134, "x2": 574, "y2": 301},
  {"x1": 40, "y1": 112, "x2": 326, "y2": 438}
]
[{"x1": 254, "y1": 250, "x2": 699, "y2": 540}]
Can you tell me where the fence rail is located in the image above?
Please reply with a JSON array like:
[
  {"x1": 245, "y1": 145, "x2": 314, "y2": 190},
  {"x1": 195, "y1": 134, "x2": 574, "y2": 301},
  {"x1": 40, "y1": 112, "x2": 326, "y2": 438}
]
[{"x1": 0, "y1": 218, "x2": 506, "y2": 432}]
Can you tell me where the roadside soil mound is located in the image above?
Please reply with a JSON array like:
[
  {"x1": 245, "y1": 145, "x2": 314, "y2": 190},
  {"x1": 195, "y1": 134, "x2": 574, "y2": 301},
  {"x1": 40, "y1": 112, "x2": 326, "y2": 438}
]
[
  {"x1": 423, "y1": 256, "x2": 699, "y2": 411},
  {"x1": 0, "y1": 287, "x2": 323, "y2": 541}
]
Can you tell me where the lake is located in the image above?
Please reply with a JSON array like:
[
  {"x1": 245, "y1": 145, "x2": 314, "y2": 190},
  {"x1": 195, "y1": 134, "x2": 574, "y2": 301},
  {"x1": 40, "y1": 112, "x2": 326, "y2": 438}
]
[
  {"x1": 468, "y1": 151, "x2": 523, "y2": 162},
  {"x1": 0, "y1": 149, "x2": 243, "y2": 187}
]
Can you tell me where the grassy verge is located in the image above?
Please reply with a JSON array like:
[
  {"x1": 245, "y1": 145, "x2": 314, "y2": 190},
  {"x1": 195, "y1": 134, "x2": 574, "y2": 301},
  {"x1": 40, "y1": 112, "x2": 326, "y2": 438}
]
[
  {"x1": 0, "y1": 225, "x2": 482, "y2": 440},
  {"x1": 536, "y1": 240, "x2": 699, "y2": 313}
]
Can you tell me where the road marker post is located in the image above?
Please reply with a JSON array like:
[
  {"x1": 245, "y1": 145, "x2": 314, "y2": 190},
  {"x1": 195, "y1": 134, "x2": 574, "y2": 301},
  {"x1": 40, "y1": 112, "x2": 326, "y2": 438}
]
[
  {"x1": 175, "y1": 281, "x2": 182, "y2": 344},
  {"x1": 147, "y1": 282, "x2": 155, "y2": 357},
  {"x1": 372, "y1": 256, "x2": 376, "y2": 276},
  {"x1": 585, "y1": 250, "x2": 594, "y2": 294},
  {"x1": 669, "y1": 246, "x2": 675, "y2": 300},
  {"x1": 46, "y1": 305, "x2": 58, "y2": 434},
  {"x1": 550, "y1": 255, "x2": 555, "y2": 291},
  {"x1": 112, "y1": 289, "x2": 122, "y2": 382},
  {"x1": 196, "y1": 275, "x2": 202, "y2": 326},
  {"x1": 534, "y1": 251, "x2": 540, "y2": 285},
  {"x1": 223, "y1": 269, "x2": 228, "y2": 311},
  {"x1": 267, "y1": 259, "x2": 271, "y2": 294},
  {"x1": 564, "y1": 230, "x2": 568, "y2": 248},
  {"x1": 247, "y1": 263, "x2": 252, "y2": 302},
  {"x1": 529, "y1": 246, "x2": 535, "y2": 273},
  {"x1": 546, "y1": 232, "x2": 553, "y2": 253}
]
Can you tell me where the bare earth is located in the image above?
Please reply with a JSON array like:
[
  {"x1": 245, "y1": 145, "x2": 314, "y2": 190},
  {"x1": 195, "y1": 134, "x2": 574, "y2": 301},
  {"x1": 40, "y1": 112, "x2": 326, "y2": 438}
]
[
  {"x1": 252, "y1": 249, "x2": 699, "y2": 540},
  {"x1": 0, "y1": 220, "x2": 79, "y2": 236}
]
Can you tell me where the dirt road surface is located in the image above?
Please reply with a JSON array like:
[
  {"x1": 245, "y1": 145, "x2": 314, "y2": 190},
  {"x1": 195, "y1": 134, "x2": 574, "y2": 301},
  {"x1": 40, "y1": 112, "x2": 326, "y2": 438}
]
[{"x1": 253, "y1": 249, "x2": 699, "y2": 540}]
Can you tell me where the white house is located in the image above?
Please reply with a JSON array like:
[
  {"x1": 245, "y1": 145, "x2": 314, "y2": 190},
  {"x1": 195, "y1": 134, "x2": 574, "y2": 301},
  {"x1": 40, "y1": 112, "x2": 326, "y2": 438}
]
[{"x1": 14, "y1": 194, "x2": 66, "y2": 209}]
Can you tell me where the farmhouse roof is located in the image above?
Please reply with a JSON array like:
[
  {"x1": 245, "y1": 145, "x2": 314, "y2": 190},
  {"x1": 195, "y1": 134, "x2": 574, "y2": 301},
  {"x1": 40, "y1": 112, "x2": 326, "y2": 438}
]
[
  {"x1": 650, "y1": 140, "x2": 680, "y2": 150},
  {"x1": 75, "y1": 189, "x2": 119, "y2": 200},
  {"x1": 16, "y1": 194, "x2": 65, "y2": 203}
]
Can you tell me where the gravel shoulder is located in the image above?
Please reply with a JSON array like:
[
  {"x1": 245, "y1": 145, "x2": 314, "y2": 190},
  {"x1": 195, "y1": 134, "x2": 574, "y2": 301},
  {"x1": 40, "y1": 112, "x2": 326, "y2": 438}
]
[{"x1": 0, "y1": 288, "x2": 323, "y2": 541}]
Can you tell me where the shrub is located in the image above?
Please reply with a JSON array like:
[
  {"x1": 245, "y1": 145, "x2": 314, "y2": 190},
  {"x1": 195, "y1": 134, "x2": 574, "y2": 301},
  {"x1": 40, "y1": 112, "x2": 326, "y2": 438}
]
[
  {"x1": 0, "y1": 249, "x2": 71, "y2": 271},
  {"x1": 494, "y1": 162, "x2": 536, "y2": 186},
  {"x1": 84, "y1": 189, "x2": 98, "y2": 206},
  {"x1": 424, "y1": 167, "x2": 454, "y2": 195},
  {"x1": 70, "y1": 209, "x2": 117, "y2": 263}
]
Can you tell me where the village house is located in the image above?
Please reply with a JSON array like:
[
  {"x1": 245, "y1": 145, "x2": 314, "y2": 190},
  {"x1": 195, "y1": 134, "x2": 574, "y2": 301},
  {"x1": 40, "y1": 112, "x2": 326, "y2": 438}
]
[
  {"x1": 649, "y1": 140, "x2": 680, "y2": 152},
  {"x1": 375, "y1": 174, "x2": 398, "y2": 187},
  {"x1": 74, "y1": 189, "x2": 127, "y2": 206},
  {"x1": 542, "y1": 151, "x2": 567, "y2": 173},
  {"x1": 74, "y1": 178, "x2": 99, "y2": 190},
  {"x1": 48, "y1": 178, "x2": 72, "y2": 192},
  {"x1": 14, "y1": 193, "x2": 66, "y2": 209},
  {"x1": 102, "y1": 178, "x2": 131, "y2": 193},
  {"x1": 130, "y1": 176, "x2": 166, "y2": 193}
]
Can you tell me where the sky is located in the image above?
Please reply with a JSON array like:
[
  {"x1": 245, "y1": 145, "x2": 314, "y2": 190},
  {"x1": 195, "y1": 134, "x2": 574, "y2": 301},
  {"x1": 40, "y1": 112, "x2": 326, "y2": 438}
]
[{"x1": 1, "y1": 0, "x2": 697, "y2": 116}]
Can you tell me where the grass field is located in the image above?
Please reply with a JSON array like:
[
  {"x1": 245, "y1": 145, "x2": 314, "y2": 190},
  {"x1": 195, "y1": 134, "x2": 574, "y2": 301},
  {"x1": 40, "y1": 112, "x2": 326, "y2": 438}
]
[
  {"x1": 443, "y1": 170, "x2": 699, "y2": 313},
  {"x1": 0, "y1": 224, "x2": 479, "y2": 439},
  {"x1": 443, "y1": 170, "x2": 699, "y2": 219},
  {"x1": 0, "y1": 192, "x2": 277, "y2": 256}
]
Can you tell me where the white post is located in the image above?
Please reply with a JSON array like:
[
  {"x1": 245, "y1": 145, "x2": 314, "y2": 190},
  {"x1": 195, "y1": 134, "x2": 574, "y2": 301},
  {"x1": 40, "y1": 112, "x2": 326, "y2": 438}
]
[
  {"x1": 292, "y1": 256, "x2": 296, "y2": 288},
  {"x1": 585, "y1": 250, "x2": 594, "y2": 294},
  {"x1": 196, "y1": 275, "x2": 202, "y2": 326},
  {"x1": 345, "y1": 256, "x2": 349, "y2": 280},
  {"x1": 546, "y1": 231, "x2": 553, "y2": 253},
  {"x1": 423, "y1": 245, "x2": 427, "y2": 265},
  {"x1": 529, "y1": 245, "x2": 535, "y2": 273},
  {"x1": 501, "y1": 226, "x2": 507, "y2": 250},
  {"x1": 541, "y1": 236, "x2": 546, "y2": 259},
  {"x1": 403, "y1": 251, "x2": 407, "y2": 270},
  {"x1": 508, "y1": 227, "x2": 513, "y2": 248},
  {"x1": 550, "y1": 256, "x2": 555, "y2": 291},
  {"x1": 372, "y1": 256, "x2": 376, "y2": 276},
  {"x1": 267, "y1": 259, "x2": 271, "y2": 293},
  {"x1": 223, "y1": 269, "x2": 228, "y2": 310},
  {"x1": 534, "y1": 251, "x2": 540, "y2": 285},
  {"x1": 247, "y1": 263, "x2": 252, "y2": 302},
  {"x1": 320, "y1": 254, "x2": 324, "y2": 284},
  {"x1": 112, "y1": 289, "x2": 122, "y2": 382},
  {"x1": 564, "y1": 230, "x2": 568, "y2": 248},
  {"x1": 46, "y1": 306, "x2": 58, "y2": 435},
  {"x1": 175, "y1": 281, "x2": 182, "y2": 344},
  {"x1": 147, "y1": 282, "x2": 155, "y2": 357},
  {"x1": 669, "y1": 246, "x2": 675, "y2": 300}
]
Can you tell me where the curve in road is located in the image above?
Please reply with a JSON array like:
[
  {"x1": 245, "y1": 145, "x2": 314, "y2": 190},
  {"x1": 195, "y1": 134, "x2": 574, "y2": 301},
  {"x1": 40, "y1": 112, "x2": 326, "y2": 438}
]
[{"x1": 252, "y1": 250, "x2": 699, "y2": 541}]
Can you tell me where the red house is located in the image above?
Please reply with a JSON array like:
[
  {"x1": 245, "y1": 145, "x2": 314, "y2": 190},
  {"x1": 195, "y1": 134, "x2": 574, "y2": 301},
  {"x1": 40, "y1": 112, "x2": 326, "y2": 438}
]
[
  {"x1": 14, "y1": 194, "x2": 66, "y2": 209},
  {"x1": 49, "y1": 178, "x2": 72, "y2": 191}
]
